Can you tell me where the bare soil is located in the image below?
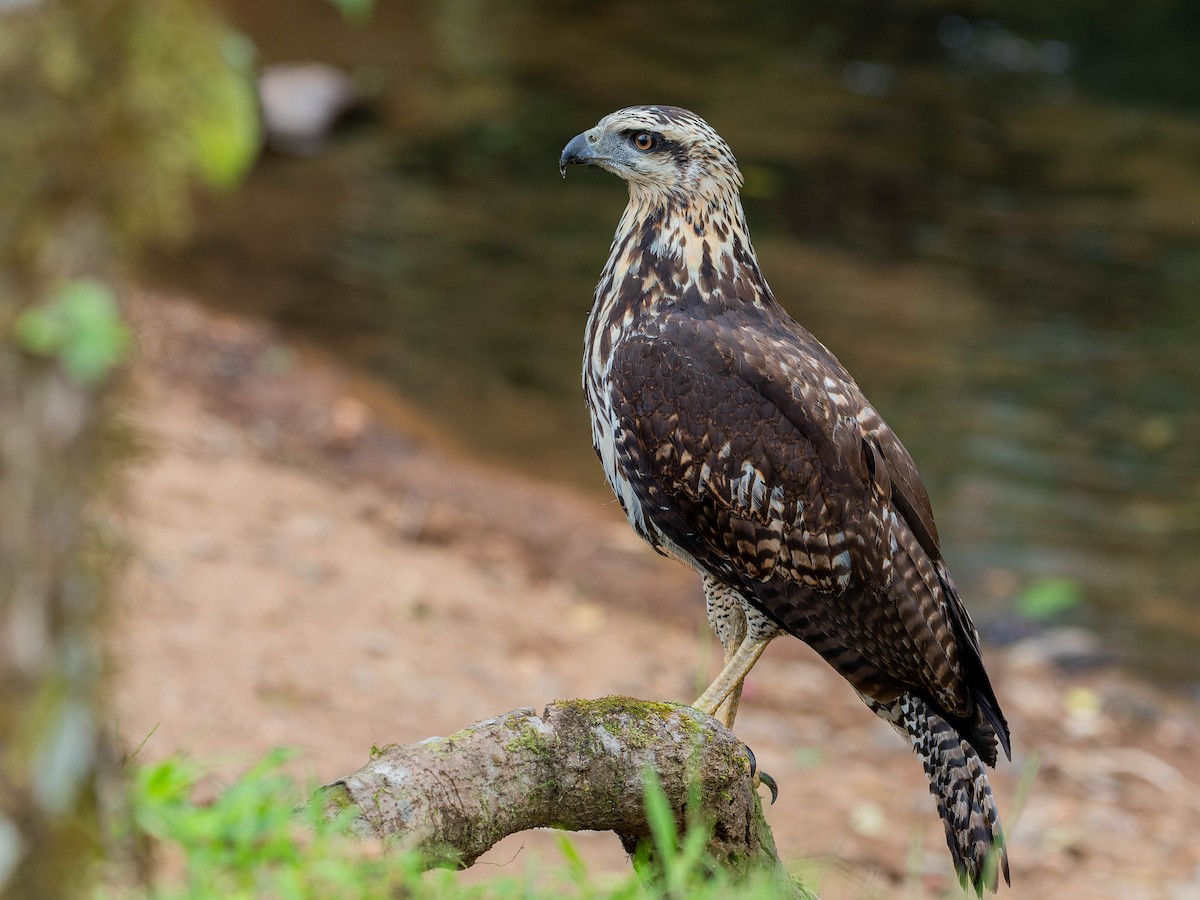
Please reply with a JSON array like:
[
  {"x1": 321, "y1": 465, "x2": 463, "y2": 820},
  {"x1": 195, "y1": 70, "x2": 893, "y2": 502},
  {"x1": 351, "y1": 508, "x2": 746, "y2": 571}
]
[{"x1": 109, "y1": 294, "x2": 1200, "y2": 899}]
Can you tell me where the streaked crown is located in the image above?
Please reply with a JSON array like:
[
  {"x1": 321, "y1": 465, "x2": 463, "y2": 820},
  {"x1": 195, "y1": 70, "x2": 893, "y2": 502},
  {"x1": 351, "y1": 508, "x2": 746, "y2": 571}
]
[{"x1": 561, "y1": 105, "x2": 743, "y2": 201}]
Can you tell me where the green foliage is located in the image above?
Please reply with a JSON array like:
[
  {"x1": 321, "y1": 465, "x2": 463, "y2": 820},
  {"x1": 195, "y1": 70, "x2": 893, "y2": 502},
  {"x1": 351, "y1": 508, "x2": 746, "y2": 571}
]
[
  {"x1": 325, "y1": 0, "x2": 374, "y2": 24},
  {"x1": 632, "y1": 770, "x2": 719, "y2": 896},
  {"x1": 104, "y1": 750, "x2": 809, "y2": 899},
  {"x1": 0, "y1": 0, "x2": 261, "y2": 263},
  {"x1": 1016, "y1": 577, "x2": 1083, "y2": 621},
  {"x1": 124, "y1": 0, "x2": 260, "y2": 196},
  {"x1": 106, "y1": 749, "x2": 419, "y2": 899},
  {"x1": 553, "y1": 770, "x2": 812, "y2": 900},
  {"x1": 186, "y1": 32, "x2": 261, "y2": 191},
  {"x1": 14, "y1": 279, "x2": 130, "y2": 385}
]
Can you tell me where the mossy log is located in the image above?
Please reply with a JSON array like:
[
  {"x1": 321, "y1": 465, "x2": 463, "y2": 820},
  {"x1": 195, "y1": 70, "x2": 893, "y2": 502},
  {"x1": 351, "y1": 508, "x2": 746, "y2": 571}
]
[{"x1": 317, "y1": 697, "x2": 807, "y2": 896}]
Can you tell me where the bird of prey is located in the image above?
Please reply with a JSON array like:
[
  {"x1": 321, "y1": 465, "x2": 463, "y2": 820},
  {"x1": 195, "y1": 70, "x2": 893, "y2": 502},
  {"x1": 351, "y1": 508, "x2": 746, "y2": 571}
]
[{"x1": 560, "y1": 105, "x2": 1011, "y2": 892}]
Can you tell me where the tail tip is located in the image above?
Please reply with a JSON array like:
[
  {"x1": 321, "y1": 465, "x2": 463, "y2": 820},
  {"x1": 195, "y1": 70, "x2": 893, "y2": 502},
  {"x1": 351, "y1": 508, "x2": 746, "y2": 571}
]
[{"x1": 956, "y1": 840, "x2": 1010, "y2": 894}]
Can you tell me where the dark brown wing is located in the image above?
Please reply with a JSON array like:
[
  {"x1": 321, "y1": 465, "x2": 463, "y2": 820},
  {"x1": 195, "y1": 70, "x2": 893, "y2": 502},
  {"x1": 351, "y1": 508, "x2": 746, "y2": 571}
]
[
  {"x1": 609, "y1": 309, "x2": 1008, "y2": 758},
  {"x1": 731, "y1": 314, "x2": 1007, "y2": 752}
]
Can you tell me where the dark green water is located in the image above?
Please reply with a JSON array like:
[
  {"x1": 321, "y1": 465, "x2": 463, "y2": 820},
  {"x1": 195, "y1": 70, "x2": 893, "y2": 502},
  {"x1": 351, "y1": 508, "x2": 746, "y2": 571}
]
[{"x1": 162, "y1": 0, "x2": 1200, "y2": 689}]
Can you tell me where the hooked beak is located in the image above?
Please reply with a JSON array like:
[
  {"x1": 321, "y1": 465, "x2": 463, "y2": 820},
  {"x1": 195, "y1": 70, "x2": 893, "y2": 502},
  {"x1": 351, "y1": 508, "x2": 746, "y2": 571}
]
[{"x1": 559, "y1": 130, "x2": 602, "y2": 177}]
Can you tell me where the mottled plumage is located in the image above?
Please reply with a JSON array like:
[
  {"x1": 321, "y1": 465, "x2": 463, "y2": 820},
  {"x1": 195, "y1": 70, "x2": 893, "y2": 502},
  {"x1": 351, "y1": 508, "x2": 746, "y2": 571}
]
[{"x1": 561, "y1": 105, "x2": 1011, "y2": 892}]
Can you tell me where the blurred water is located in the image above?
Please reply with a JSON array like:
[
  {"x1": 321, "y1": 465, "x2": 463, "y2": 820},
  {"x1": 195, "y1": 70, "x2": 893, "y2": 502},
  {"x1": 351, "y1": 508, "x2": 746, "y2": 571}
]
[{"x1": 159, "y1": 0, "x2": 1200, "y2": 688}]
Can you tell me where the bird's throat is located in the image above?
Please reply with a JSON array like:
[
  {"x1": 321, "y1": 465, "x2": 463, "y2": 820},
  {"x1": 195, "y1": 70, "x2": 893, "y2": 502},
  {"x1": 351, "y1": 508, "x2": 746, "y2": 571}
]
[{"x1": 605, "y1": 189, "x2": 768, "y2": 314}]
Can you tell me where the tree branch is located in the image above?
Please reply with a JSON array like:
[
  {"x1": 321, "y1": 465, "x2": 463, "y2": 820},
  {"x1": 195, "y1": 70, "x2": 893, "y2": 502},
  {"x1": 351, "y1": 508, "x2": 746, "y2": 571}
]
[{"x1": 316, "y1": 696, "x2": 806, "y2": 896}]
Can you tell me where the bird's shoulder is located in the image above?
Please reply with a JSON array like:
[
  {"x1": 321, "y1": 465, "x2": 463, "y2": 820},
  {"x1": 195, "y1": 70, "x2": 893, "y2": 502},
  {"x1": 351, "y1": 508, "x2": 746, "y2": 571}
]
[{"x1": 609, "y1": 303, "x2": 915, "y2": 511}]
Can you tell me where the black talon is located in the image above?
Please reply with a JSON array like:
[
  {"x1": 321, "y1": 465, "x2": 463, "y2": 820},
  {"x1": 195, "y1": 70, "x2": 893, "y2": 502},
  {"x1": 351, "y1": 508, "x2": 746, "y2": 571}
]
[
  {"x1": 758, "y1": 770, "x2": 779, "y2": 805},
  {"x1": 743, "y1": 745, "x2": 779, "y2": 804}
]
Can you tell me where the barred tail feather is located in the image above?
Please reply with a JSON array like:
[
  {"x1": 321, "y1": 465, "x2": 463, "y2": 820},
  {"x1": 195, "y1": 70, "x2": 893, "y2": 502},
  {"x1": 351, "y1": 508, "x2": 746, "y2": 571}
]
[{"x1": 865, "y1": 692, "x2": 1010, "y2": 894}]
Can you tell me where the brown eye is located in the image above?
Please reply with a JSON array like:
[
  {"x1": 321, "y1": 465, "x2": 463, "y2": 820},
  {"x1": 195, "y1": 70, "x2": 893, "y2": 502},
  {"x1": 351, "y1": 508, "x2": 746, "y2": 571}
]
[{"x1": 632, "y1": 132, "x2": 657, "y2": 152}]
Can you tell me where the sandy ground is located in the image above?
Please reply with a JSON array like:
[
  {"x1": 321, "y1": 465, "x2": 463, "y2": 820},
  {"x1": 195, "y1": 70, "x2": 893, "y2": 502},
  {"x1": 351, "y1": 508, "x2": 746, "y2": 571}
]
[{"x1": 108, "y1": 295, "x2": 1200, "y2": 899}]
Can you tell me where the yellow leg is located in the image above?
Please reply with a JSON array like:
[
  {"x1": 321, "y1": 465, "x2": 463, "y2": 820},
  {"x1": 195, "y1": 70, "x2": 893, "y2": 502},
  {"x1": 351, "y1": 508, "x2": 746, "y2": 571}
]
[
  {"x1": 713, "y1": 645, "x2": 746, "y2": 728},
  {"x1": 693, "y1": 634, "x2": 774, "y2": 724},
  {"x1": 714, "y1": 686, "x2": 743, "y2": 728}
]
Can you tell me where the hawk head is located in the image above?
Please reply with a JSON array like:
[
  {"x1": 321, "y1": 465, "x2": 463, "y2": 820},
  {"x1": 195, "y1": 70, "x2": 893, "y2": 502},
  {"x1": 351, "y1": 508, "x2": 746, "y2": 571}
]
[{"x1": 560, "y1": 105, "x2": 743, "y2": 201}]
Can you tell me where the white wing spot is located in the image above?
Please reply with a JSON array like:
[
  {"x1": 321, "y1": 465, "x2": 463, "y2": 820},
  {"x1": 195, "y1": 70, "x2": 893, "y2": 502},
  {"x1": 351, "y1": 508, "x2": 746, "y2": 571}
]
[
  {"x1": 732, "y1": 461, "x2": 757, "y2": 506},
  {"x1": 750, "y1": 468, "x2": 767, "y2": 512}
]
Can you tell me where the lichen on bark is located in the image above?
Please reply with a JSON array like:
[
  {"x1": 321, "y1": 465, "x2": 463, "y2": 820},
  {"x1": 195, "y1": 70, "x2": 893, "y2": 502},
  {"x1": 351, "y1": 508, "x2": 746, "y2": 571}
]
[{"x1": 318, "y1": 696, "x2": 809, "y2": 897}]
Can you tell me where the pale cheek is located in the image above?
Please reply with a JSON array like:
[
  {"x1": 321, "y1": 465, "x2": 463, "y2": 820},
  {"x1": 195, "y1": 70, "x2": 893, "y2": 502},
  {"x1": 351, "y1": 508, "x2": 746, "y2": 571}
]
[{"x1": 631, "y1": 159, "x2": 679, "y2": 182}]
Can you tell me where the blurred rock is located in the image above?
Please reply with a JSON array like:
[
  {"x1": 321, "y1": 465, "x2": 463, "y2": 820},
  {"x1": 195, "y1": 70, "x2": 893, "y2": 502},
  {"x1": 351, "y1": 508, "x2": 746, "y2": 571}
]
[
  {"x1": 848, "y1": 801, "x2": 886, "y2": 836},
  {"x1": 326, "y1": 396, "x2": 371, "y2": 449},
  {"x1": 1008, "y1": 626, "x2": 1112, "y2": 672},
  {"x1": 186, "y1": 535, "x2": 226, "y2": 561},
  {"x1": 360, "y1": 632, "x2": 395, "y2": 658},
  {"x1": 283, "y1": 513, "x2": 334, "y2": 542},
  {"x1": 1062, "y1": 685, "x2": 1105, "y2": 738},
  {"x1": 193, "y1": 413, "x2": 241, "y2": 459},
  {"x1": 567, "y1": 601, "x2": 606, "y2": 635},
  {"x1": 258, "y1": 63, "x2": 361, "y2": 156}
]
